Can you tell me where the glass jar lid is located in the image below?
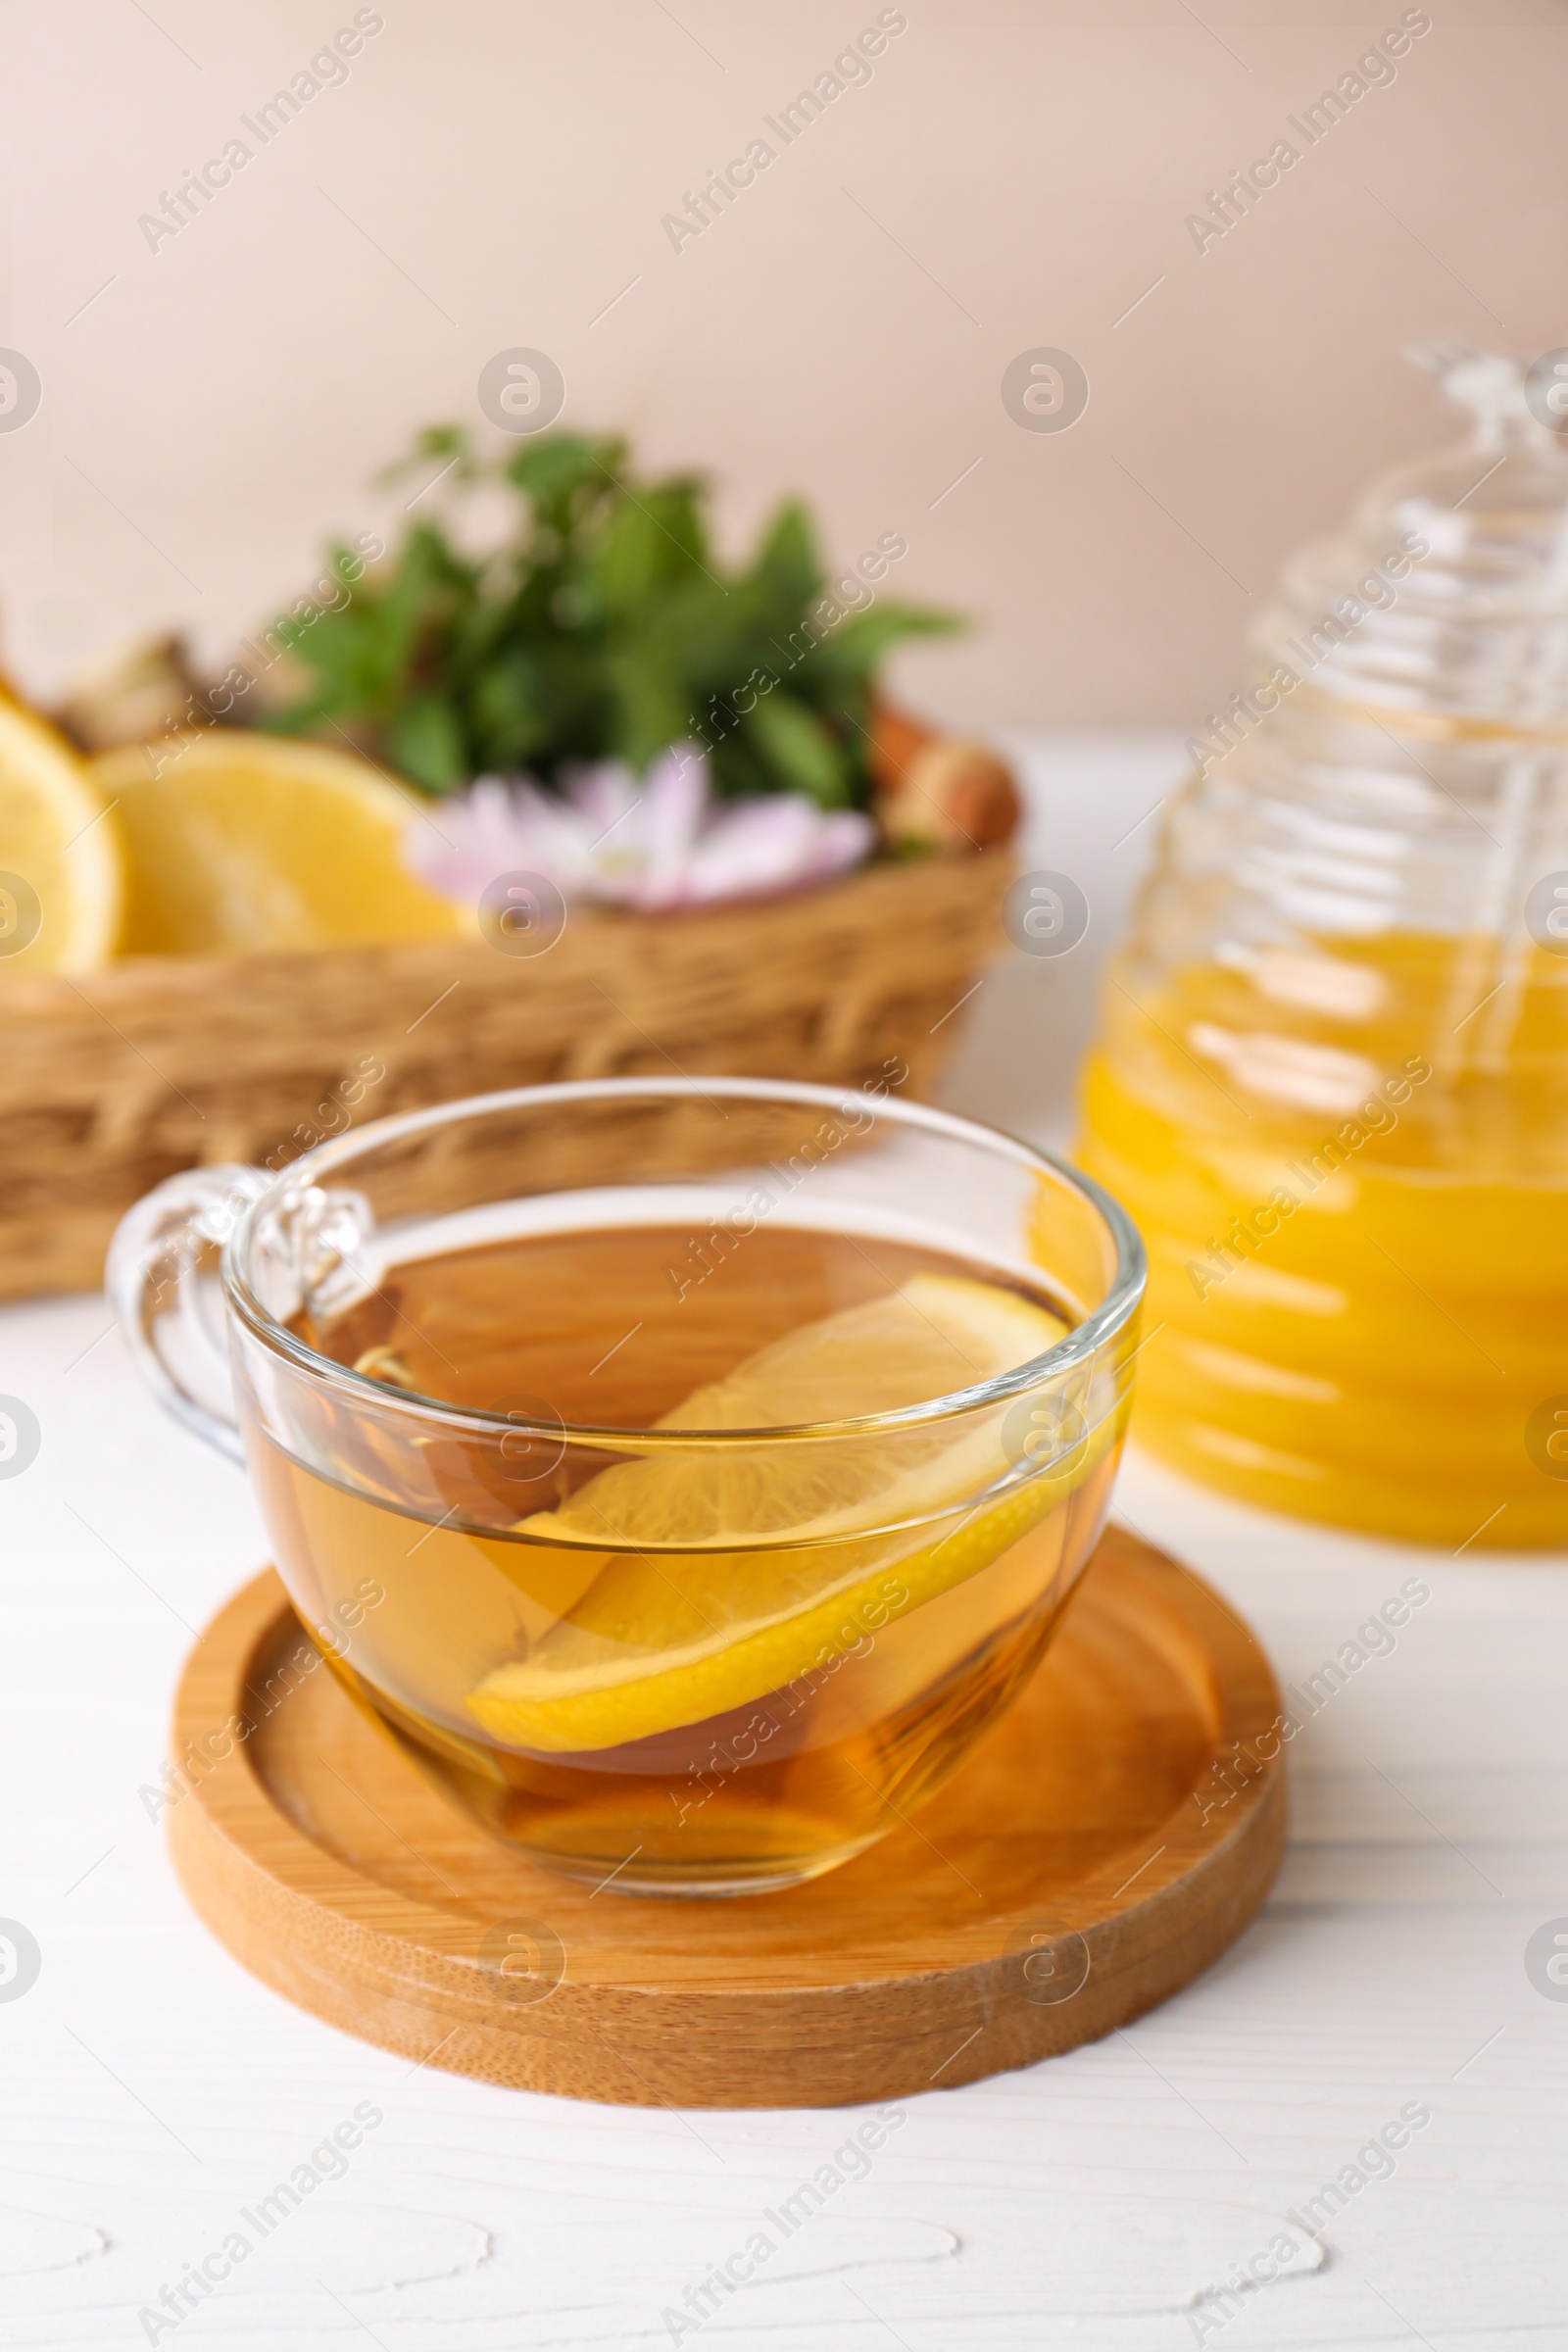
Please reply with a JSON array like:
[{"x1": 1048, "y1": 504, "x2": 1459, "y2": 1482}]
[{"x1": 1251, "y1": 346, "x2": 1568, "y2": 735}]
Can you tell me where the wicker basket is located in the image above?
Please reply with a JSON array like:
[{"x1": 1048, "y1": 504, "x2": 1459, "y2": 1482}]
[{"x1": 0, "y1": 851, "x2": 1011, "y2": 1301}]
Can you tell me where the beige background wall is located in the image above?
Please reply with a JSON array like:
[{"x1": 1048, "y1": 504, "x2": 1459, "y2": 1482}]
[{"x1": 1, "y1": 0, "x2": 1563, "y2": 735}]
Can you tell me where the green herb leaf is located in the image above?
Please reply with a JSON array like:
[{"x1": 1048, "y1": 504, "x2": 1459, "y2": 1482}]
[
  {"x1": 268, "y1": 430, "x2": 959, "y2": 805},
  {"x1": 740, "y1": 693, "x2": 852, "y2": 808},
  {"x1": 385, "y1": 694, "x2": 469, "y2": 794}
]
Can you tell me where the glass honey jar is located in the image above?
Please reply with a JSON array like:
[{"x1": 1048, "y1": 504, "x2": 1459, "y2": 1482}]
[{"x1": 1077, "y1": 348, "x2": 1568, "y2": 1547}]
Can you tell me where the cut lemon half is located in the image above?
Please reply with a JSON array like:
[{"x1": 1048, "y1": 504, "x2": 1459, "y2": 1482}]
[
  {"x1": 0, "y1": 692, "x2": 122, "y2": 976},
  {"x1": 467, "y1": 1273, "x2": 1096, "y2": 1753},
  {"x1": 91, "y1": 731, "x2": 464, "y2": 956}
]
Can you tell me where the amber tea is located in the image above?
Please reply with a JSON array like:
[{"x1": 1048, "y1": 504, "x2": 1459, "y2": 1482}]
[
  {"x1": 114, "y1": 1079, "x2": 1144, "y2": 1896},
  {"x1": 251, "y1": 1220, "x2": 1116, "y2": 1893}
]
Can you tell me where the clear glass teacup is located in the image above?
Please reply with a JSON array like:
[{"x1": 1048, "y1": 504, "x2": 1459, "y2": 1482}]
[{"x1": 111, "y1": 1077, "x2": 1145, "y2": 1896}]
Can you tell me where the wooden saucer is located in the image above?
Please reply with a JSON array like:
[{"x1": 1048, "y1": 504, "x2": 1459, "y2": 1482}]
[{"x1": 169, "y1": 1525, "x2": 1285, "y2": 2109}]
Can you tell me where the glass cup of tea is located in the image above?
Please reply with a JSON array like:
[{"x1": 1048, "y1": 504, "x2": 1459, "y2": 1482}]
[{"x1": 111, "y1": 1078, "x2": 1145, "y2": 1896}]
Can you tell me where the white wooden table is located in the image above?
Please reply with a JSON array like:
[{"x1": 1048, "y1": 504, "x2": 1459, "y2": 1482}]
[{"x1": 4, "y1": 739, "x2": 1564, "y2": 2351}]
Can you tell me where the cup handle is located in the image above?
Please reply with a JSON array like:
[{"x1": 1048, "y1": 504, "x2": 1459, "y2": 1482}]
[{"x1": 107, "y1": 1164, "x2": 273, "y2": 1465}]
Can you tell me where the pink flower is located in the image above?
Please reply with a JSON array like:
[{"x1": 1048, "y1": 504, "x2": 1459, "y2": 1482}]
[{"x1": 404, "y1": 744, "x2": 874, "y2": 913}]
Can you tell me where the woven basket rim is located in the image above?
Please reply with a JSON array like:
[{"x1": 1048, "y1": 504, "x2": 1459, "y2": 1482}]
[{"x1": 4, "y1": 842, "x2": 1009, "y2": 1004}]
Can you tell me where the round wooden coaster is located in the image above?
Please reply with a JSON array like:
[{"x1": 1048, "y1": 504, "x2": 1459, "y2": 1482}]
[{"x1": 168, "y1": 1524, "x2": 1286, "y2": 2109}]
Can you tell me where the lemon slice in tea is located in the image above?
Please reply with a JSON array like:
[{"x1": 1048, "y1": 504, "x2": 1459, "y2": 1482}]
[{"x1": 467, "y1": 1273, "x2": 1080, "y2": 1752}]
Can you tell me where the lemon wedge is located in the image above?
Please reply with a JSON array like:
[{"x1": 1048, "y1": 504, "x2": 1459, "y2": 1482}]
[
  {"x1": 90, "y1": 731, "x2": 464, "y2": 956},
  {"x1": 0, "y1": 692, "x2": 122, "y2": 976},
  {"x1": 467, "y1": 1273, "x2": 1088, "y2": 1753}
]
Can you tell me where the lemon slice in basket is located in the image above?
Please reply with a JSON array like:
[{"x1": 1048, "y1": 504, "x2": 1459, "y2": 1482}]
[
  {"x1": 90, "y1": 731, "x2": 464, "y2": 955},
  {"x1": 467, "y1": 1274, "x2": 1083, "y2": 1753},
  {"x1": 0, "y1": 691, "x2": 122, "y2": 976}
]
